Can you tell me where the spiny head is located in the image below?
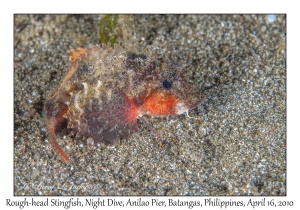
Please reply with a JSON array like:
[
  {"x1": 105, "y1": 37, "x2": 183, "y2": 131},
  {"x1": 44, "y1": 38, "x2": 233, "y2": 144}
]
[{"x1": 124, "y1": 52, "x2": 202, "y2": 117}]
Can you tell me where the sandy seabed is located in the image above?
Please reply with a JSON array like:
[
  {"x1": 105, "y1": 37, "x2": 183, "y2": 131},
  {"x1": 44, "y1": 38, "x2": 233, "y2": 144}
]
[{"x1": 14, "y1": 14, "x2": 286, "y2": 195}]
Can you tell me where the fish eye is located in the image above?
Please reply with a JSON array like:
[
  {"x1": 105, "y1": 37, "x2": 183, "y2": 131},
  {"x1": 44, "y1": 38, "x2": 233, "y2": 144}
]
[{"x1": 163, "y1": 80, "x2": 172, "y2": 89}]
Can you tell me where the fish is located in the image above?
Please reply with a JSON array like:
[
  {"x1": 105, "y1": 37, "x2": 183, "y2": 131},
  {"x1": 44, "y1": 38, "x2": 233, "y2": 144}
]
[{"x1": 44, "y1": 43, "x2": 202, "y2": 163}]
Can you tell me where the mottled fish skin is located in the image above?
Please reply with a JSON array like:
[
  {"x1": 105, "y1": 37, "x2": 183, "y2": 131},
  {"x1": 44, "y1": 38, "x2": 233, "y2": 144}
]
[{"x1": 44, "y1": 44, "x2": 203, "y2": 163}]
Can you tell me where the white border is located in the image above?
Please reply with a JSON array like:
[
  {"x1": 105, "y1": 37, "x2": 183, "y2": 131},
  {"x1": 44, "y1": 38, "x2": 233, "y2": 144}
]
[{"x1": 2, "y1": 0, "x2": 298, "y2": 209}]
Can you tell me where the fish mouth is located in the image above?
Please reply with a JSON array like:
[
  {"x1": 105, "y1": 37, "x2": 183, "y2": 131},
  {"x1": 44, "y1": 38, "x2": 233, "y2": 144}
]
[
  {"x1": 175, "y1": 102, "x2": 190, "y2": 115},
  {"x1": 176, "y1": 94, "x2": 203, "y2": 115}
]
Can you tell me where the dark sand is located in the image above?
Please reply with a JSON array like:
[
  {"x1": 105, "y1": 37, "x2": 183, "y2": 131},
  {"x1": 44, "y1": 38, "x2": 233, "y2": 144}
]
[{"x1": 14, "y1": 14, "x2": 286, "y2": 195}]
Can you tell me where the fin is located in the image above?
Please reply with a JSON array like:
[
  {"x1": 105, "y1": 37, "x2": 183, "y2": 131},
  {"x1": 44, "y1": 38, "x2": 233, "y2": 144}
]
[
  {"x1": 44, "y1": 95, "x2": 70, "y2": 163},
  {"x1": 58, "y1": 48, "x2": 92, "y2": 90},
  {"x1": 70, "y1": 48, "x2": 90, "y2": 63},
  {"x1": 68, "y1": 93, "x2": 139, "y2": 145},
  {"x1": 46, "y1": 118, "x2": 70, "y2": 163},
  {"x1": 138, "y1": 116, "x2": 162, "y2": 145}
]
